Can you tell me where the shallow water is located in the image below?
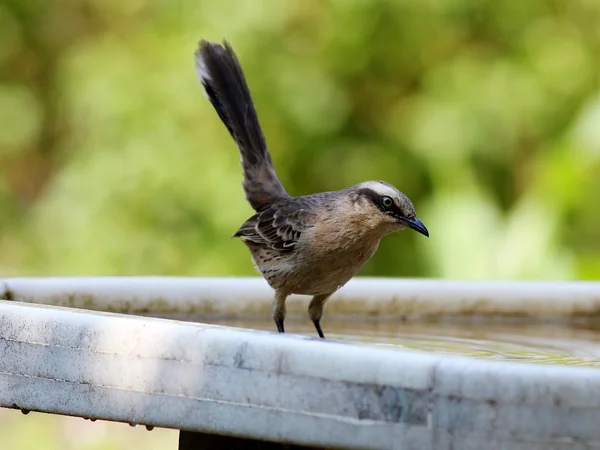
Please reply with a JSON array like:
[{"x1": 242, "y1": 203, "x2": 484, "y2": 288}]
[{"x1": 208, "y1": 318, "x2": 600, "y2": 367}]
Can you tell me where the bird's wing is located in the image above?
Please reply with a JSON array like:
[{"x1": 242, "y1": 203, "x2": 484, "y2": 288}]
[{"x1": 233, "y1": 198, "x2": 317, "y2": 251}]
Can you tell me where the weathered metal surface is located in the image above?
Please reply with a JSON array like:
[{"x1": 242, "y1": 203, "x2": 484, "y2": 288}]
[
  {"x1": 2, "y1": 276, "x2": 600, "y2": 320},
  {"x1": 0, "y1": 300, "x2": 600, "y2": 449}
]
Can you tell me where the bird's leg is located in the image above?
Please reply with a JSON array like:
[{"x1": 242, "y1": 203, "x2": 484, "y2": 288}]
[
  {"x1": 272, "y1": 291, "x2": 287, "y2": 333},
  {"x1": 308, "y1": 293, "x2": 333, "y2": 339}
]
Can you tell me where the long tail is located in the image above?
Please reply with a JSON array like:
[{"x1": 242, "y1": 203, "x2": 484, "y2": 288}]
[{"x1": 195, "y1": 40, "x2": 290, "y2": 212}]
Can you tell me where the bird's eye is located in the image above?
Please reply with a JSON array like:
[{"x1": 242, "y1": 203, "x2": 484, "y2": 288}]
[{"x1": 381, "y1": 196, "x2": 394, "y2": 208}]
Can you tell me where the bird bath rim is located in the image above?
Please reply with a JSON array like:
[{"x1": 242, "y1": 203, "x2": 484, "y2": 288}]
[{"x1": 2, "y1": 276, "x2": 600, "y2": 367}]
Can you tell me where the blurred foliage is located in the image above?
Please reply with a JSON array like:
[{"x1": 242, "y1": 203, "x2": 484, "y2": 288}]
[
  {"x1": 0, "y1": 409, "x2": 176, "y2": 450},
  {"x1": 0, "y1": 0, "x2": 599, "y2": 280}
]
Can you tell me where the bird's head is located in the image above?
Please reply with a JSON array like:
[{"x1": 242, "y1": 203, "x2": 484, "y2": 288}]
[{"x1": 349, "y1": 181, "x2": 429, "y2": 238}]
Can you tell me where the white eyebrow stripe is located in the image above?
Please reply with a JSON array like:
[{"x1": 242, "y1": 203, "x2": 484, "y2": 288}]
[{"x1": 358, "y1": 181, "x2": 400, "y2": 199}]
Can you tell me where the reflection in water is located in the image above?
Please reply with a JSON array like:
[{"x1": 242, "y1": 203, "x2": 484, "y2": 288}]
[{"x1": 204, "y1": 317, "x2": 600, "y2": 367}]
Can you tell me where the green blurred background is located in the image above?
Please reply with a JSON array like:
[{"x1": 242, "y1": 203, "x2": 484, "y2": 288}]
[
  {"x1": 1, "y1": 0, "x2": 600, "y2": 281},
  {"x1": 1, "y1": 0, "x2": 600, "y2": 447}
]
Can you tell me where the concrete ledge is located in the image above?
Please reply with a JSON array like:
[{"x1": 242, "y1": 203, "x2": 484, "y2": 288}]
[
  {"x1": 1, "y1": 300, "x2": 600, "y2": 449},
  {"x1": 2, "y1": 276, "x2": 600, "y2": 320}
]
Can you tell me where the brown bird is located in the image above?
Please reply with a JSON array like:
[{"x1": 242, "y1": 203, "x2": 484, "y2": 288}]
[{"x1": 195, "y1": 40, "x2": 429, "y2": 339}]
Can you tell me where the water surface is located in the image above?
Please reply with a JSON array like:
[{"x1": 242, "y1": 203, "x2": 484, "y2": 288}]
[{"x1": 208, "y1": 317, "x2": 600, "y2": 367}]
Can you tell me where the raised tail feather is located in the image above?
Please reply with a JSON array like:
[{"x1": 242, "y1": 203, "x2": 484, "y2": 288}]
[{"x1": 195, "y1": 40, "x2": 290, "y2": 212}]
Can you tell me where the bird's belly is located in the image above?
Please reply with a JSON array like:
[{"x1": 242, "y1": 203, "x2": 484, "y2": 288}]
[
  {"x1": 245, "y1": 238, "x2": 380, "y2": 296},
  {"x1": 284, "y1": 243, "x2": 380, "y2": 295},
  {"x1": 290, "y1": 264, "x2": 360, "y2": 296}
]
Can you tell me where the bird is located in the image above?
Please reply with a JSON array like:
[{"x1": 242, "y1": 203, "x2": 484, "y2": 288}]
[{"x1": 194, "y1": 39, "x2": 429, "y2": 339}]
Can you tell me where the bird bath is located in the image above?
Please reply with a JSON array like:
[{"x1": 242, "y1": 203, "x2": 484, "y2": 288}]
[
  {"x1": 2, "y1": 276, "x2": 600, "y2": 449},
  {"x1": 3, "y1": 276, "x2": 600, "y2": 367}
]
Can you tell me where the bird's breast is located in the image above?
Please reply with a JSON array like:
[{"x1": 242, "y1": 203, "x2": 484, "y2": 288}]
[
  {"x1": 243, "y1": 214, "x2": 383, "y2": 296},
  {"x1": 288, "y1": 232, "x2": 381, "y2": 295}
]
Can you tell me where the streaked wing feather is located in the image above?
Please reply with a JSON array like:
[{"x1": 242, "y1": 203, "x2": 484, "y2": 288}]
[{"x1": 233, "y1": 198, "x2": 316, "y2": 251}]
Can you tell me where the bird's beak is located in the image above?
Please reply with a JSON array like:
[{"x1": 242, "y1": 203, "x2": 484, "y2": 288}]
[{"x1": 401, "y1": 216, "x2": 429, "y2": 237}]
